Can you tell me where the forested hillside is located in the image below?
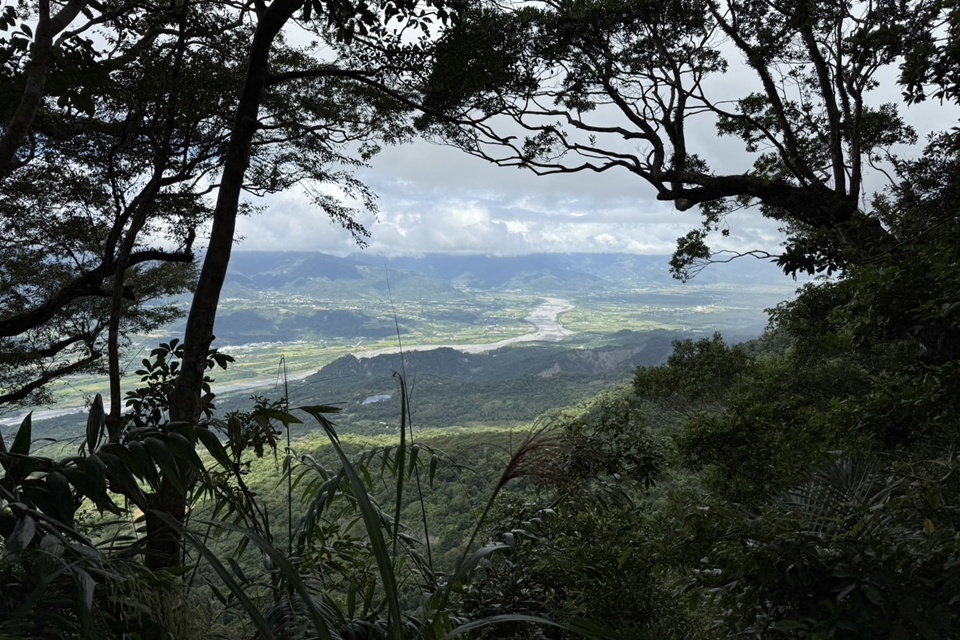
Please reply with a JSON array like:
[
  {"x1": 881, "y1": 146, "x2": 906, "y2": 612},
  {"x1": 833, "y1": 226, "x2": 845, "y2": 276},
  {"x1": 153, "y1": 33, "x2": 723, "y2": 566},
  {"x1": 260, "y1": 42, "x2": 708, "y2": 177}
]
[{"x1": 2, "y1": 0, "x2": 959, "y2": 638}]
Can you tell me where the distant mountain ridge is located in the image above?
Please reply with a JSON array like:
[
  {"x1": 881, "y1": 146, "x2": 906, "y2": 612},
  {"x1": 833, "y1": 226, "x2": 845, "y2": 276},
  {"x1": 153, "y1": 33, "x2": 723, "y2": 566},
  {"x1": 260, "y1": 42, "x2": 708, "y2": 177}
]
[
  {"x1": 309, "y1": 331, "x2": 676, "y2": 387},
  {"x1": 204, "y1": 250, "x2": 791, "y2": 345},
  {"x1": 284, "y1": 331, "x2": 680, "y2": 428},
  {"x1": 224, "y1": 250, "x2": 784, "y2": 294}
]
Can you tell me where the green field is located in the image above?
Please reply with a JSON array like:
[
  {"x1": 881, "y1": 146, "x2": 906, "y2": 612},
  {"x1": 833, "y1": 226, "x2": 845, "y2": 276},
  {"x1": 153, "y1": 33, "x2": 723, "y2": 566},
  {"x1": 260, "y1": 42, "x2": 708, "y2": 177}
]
[{"x1": 7, "y1": 252, "x2": 800, "y2": 434}]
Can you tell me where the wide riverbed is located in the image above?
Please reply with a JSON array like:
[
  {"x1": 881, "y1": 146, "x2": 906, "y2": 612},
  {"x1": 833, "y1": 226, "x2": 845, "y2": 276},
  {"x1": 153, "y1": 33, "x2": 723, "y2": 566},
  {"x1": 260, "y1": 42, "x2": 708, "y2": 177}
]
[
  {"x1": 354, "y1": 297, "x2": 575, "y2": 359},
  {"x1": 0, "y1": 299, "x2": 576, "y2": 426}
]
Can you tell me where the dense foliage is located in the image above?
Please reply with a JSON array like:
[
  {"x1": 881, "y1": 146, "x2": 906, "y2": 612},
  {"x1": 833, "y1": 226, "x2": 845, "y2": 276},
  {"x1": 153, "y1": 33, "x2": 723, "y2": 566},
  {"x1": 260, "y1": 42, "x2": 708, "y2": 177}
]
[{"x1": 2, "y1": 0, "x2": 959, "y2": 637}]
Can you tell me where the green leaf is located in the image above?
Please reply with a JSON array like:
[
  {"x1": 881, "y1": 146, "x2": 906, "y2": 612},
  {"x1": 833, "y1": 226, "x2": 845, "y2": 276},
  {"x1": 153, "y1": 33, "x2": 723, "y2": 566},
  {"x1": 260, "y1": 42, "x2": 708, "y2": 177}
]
[
  {"x1": 70, "y1": 566, "x2": 97, "y2": 638},
  {"x1": 4, "y1": 515, "x2": 36, "y2": 556},
  {"x1": 125, "y1": 440, "x2": 155, "y2": 484},
  {"x1": 45, "y1": 471, "x2": 75, "y2": 524},
  {"x1": 861, "y1": 583, "x2": 885, "y2": 606},
  {"x1": 98, "y1": 452, "x2": 146, "y2": 509},
  {"x1": 207, "y1": 520, "x2": 336, "y2": 640},
  {"x1": 163, "y1": 432, "x2": 202, "y2": 469},
  {"x1": 301, "y1": 405, "x2": 403, "y2": 640},
  {"x1": 195, "y1": 426, "x2": 233, "y2": 471},
  {"x1": 771, "y1": 619, "x2": 811, "y2": 632},
  {"x1": 11, "y1": 412, "x2": 32, "y2": 455},
  {"x1": 346, "y1": 580, "x2": 357, "y2": 618},
  {"x1": 84, "y1": 454, "x2": 108, "y2": 502},
  {"x1": 448, "y1": 543, "x2": 509, "y2": 588},
  {"x1": 143, "y1": 437, "x2": 182, "y2": 492},
  {"x1": 171, "y1": 518, "x2": 276, "y2": 640},
  {"x1": 60, "y1": 459, "x2": 121, "y2": 515},
  {"x1": 85, "y1": 395, "x2": 105, "y2": 455},
  {"x1": 227, "y1": 557, "x2": 248, "y2": 583},
  {"x1": 408, "y1": 443, "x2": 420, "y2": 478},
  {"x1": 254, "y1": 407, "x2": 303, "y2": 425},
  {"x1": 301, "y1": 405, "x2": 341, "y2": 441},
  {"x1": 300, "y1": 404, "x2": 342, "y2": 416}
]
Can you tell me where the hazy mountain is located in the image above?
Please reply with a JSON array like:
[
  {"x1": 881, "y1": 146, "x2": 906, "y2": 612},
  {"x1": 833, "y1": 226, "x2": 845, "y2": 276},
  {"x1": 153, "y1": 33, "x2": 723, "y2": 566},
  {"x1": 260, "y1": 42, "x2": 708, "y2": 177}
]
[
  {"x1": 202, "y1": 251, "x2": 793, "y2": 345},
  {"x1": 224, "y1": 250, "x2": 786, "y2": 295}
]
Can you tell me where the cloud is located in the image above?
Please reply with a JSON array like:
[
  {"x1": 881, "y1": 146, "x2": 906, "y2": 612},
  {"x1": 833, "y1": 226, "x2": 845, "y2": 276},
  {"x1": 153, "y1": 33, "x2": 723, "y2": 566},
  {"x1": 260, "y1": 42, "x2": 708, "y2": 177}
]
[
  {"x1": 229, "y1": 33, "x2": 955, "y2": 260},
  {"x1": 232, "y1": 141, "x2": 789, "y2": 258}
]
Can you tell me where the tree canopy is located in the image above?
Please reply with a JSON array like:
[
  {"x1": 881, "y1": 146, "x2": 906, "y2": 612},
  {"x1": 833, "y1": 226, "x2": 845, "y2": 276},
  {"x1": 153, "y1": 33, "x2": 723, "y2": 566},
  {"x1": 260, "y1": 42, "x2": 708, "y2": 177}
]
[
  {"x1": 416, "y1": 0, "x2": 957, "y2": 278},
  {"x1": 0, "y1": 0, "x2": 445, "y2": 413}
]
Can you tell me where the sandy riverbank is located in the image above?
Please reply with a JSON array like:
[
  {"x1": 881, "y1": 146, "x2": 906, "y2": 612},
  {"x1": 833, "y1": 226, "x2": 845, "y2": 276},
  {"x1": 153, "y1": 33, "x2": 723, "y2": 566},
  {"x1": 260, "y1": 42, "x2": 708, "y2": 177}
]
[
  {"x1": 353, "y1": 297, "x2": 575, "y2": 359},
  {"x1": 1, "y1": 299, "x2": 576, "y2": 425}
]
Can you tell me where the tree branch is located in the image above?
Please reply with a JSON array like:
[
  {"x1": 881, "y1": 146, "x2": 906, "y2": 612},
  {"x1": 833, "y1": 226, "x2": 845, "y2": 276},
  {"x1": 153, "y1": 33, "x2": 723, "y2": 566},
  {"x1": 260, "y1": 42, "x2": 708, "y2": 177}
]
[
  {"x1": 0, "y1": 353, "x2": 101, "y2": 405},
  {"x1": 0, "y1": 0, "x2": 89, "y2": 176}
]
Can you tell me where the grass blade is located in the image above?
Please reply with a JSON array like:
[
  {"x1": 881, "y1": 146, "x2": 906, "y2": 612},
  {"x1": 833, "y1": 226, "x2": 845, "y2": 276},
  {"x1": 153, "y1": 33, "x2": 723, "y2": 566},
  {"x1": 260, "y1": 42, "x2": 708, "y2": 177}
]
[
  {"x1": 301, "y1": 405, "x2": 405, "y2": 640},
  {"x1": 210, "y1": 520, "x2": 336, "y2": 640}
]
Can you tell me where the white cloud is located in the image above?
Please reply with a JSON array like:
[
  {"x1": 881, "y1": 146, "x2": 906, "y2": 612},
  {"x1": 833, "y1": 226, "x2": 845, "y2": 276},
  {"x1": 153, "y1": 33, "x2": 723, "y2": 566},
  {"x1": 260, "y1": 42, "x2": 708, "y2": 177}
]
[
  {"x1": 229, "y1": 49, "x2": 956, "y2": 260},
  {"x1": 232, "y1": 145, "x2": 788, "y2": 258}
]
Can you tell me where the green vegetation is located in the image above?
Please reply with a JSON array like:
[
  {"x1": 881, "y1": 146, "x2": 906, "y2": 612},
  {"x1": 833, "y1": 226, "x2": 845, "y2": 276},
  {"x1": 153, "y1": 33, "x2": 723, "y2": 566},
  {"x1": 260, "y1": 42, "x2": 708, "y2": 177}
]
[{"x1": 2, "y1": 0, "x2": 959, "y2": 638}]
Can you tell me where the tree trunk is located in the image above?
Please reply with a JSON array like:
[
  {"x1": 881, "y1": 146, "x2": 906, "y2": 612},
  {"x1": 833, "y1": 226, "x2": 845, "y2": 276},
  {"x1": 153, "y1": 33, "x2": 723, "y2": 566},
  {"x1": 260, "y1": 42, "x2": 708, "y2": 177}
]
[
  {"x1": 144, "y1": 0, "x2": 301, "y2": 574},
  {"x1": 0, "y1": 0, "x2": 88, "y2": 176}
]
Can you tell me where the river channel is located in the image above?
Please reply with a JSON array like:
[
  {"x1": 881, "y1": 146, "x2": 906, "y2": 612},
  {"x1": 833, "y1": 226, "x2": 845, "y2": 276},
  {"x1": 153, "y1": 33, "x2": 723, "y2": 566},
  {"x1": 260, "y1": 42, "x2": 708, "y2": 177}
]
[{"x1": 354, "y1": 297, "x2": 575, "y2": 359}]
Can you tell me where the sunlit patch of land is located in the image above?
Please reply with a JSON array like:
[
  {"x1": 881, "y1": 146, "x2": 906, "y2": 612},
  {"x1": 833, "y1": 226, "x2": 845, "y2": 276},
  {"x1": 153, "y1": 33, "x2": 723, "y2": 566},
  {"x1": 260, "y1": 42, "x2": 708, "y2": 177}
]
[{"x1": 10, "y1": 273, "x2": 797, "y2": 426}]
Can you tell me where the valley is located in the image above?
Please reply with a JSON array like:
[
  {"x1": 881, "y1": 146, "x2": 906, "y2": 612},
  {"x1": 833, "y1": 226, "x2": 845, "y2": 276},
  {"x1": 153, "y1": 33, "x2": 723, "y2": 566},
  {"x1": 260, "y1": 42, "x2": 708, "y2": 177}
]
[{"x1": 1, "y1": 251, "x2": 799, "y2": 438}]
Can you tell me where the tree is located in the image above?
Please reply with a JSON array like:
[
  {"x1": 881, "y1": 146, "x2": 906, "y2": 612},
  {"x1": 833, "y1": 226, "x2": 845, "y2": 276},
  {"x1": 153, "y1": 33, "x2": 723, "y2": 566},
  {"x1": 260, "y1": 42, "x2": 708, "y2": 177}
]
[
  {"x1": 415, "y1": 0, "x2": 953, "y2": 278},
  {"x1": 898, "y1": 0, "x2": 960, "y2": 105},
  {"x1": 152, "y1": 0, "x2": 453, "y2": 572},
  {"x1": 0, "y1": 0, "x2": 426, "y2": 412},
  {"x1": 1, "y1": 0, "x2": 458, "y2": 574},
  {"x1": 0, "y1": 3, "x2": 230, "y2": 411}
]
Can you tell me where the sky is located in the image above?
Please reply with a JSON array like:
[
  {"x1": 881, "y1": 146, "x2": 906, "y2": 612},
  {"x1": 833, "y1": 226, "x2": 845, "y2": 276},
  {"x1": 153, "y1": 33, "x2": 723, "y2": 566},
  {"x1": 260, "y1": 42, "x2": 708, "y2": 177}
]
[
  {"x1": 234, "y1": 138, "x2": 782, "y2": 257},
  {"x1": 235, "y1": 142, "x2": 778, "y2": 257},
  {"x1": 233, "y1": 60, "x2": 959, "y2": 259}
]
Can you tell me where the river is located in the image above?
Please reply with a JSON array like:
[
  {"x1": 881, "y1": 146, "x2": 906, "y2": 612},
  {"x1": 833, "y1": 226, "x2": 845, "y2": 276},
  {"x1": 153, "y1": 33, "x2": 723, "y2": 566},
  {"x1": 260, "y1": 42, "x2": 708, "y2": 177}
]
[
  {"x1": 353, "y1": 297, "x2": 575, "y2": 359},
  {"x1": 0, "y1": 298, "x2": 575, "y2": 426}
]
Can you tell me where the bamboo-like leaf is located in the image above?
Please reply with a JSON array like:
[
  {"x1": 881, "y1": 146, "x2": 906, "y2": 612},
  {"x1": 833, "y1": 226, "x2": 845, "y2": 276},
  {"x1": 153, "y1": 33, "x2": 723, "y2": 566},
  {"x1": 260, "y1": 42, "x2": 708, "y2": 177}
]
[
  {"x1": 97, "y1": 452, "x2": 147, "y2": 509},
  {"x1": 39, "y1": 533, "x2": 64, "y2": 558},
  {"x1": 172, "y1": 521, "x2": 276, "y2": 640},
  {"x1": 70, "y1": 566, "x2": 98, "y2": 639},
  {"x1": 11, "y1": 412, "x2": 32, "y2": 455},
  {"x1": 85, "y1": 395, "x2": 105, "y2": 455},
  {"x1": 4, "y1": 514, "x2": 36, "y2": 555},
  {"x1": 60, "y1": 460, "x2": 121, "y2": 515},
  {"x1": 209, "y1": 520, "x2": 336, "y2": 640},
  {"x1": 227, "y1": 557, "x2": 248, "y2": 583},
  {"x1": 254, "y1": 407, "x2": 303, "y2": 425},
  {"x1": 346, "y1": 580, "x2": 357, "y2": 618},
  {"x1": 408, "y1": 444, "x2": 420, "y2": 478},
  {"x1": 164, "y1": 431, "x2": 203, "y2": 469},
  {"x1": 45, "y1": 471, "x2": 75, "y2": 524},
  {"x1": 300, "y1": 404, "x2": 342, "y2": 415},
  {"x1": 0, "y1": 561, "x2": 71, "y2": 633},
  {"x1": 393, "y1": 373, "x2": 409, "y2": 562},
  {"x1": 143, "y1": 437, "x2": 182, "y2": 492},
  {"x1": 126, "y1": 440, "x2": 158, "y2": 487},
  {"x1": 448, "y1": 542, "x2": 509, "y2": 587},
  {"x1": 195, "y1": 426, "x2": 233, "y2": 471},
  {"x1": 208, "y1": 582, "x2": 227, "y2": 605}
]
